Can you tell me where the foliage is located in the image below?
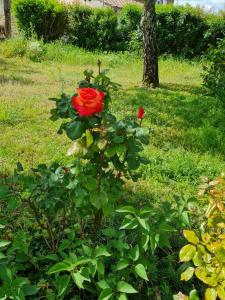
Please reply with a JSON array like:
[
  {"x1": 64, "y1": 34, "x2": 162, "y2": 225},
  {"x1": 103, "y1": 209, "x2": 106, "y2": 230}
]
[
  {"x1": 66, "y1": 5, "x2": 123, "y2": 51},
  {"x1": 13, "y1": 0, "x2": 67, "y2": 41},
  {"x1": 203, "y1": 39, "x2": 225, "y2": 101},
  {"x1": 119, "y1": 4, "x2": 225, "y2": 58},
  {"x1": 176, "y1": 175, "x2": 225, "y2": 299},
  {"x1": 12, "y1": 2, "x2": 225, "y2": 57},
  {"x1": 1, "y1": 37, "x2": 225, "y2": 299}
]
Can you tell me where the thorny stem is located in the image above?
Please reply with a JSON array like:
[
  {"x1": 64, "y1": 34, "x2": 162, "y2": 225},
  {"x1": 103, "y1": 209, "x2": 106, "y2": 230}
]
[
  {"x1": 92, "y1": 151, "x2": 104, "y2": 242},
  {"x1": 97, "y1": 59, "x2": 102, "y2": 75},
  {"x1": 27, "y1": 197, "x2": 52, "y2": 250},
  {"x1": 117, "y1": 149, "x2": 129, "y2": 179}
]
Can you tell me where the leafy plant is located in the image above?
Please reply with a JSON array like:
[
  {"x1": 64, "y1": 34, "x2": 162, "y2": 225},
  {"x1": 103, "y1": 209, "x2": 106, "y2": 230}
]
[
  {"x1": 177, "y1": 175, "x2": 225, "y2": 299},
  {"x1": 203, "y1": 39, "x2": 225, "y2": 101},
  {"x1": 13, "y1": 0, "x2": 67, "y2": 41},
  {"x1": 0, "y1": 61, "x2": 206, "y2": 299}
]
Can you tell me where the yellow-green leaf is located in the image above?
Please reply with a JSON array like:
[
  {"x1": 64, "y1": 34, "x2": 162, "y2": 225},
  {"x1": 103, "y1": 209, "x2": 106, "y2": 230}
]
[
  {"x1": 202, "y1": 233, "x2": 211, "y2": 244},
  {"x1": 192, "y1": 249, "x2": 203, "y2": 267},
  {"x1": 180, "y1": 267, "x2": 195, "y2": 281},
  {"x1": 195, "y1": 267, "x2": 217, "y2": 286},
  {"x1": 179, "y1": 244, "x2": 196, "y2": 262},
  {"x1": 86, "y1": 130, "x2": 93, "y2": 148},
  {"x1": 217, "y1": 286, "x2": 225, "y2": 300},
  {"x1": 183, "y1": 230, "x2": 199, "y2": 245},
  {"x1": 205, "y1": 288, "x2": 217, "y2": 300}
]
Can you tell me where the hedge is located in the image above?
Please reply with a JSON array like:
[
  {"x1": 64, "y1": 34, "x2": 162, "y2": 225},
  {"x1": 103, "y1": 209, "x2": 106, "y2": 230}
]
[
  {"x1": 119, "y1": 4, "x2": 225, "y2": 57},
  {"x1": 12, "y1": 0, "x2": 67, "y2": 41},
  {"x1": 13, "y1": 0, "x2": 225, "y2": 57},
  {"x1": 66, "y1": 5, "x2": 124, "y2": 51}
]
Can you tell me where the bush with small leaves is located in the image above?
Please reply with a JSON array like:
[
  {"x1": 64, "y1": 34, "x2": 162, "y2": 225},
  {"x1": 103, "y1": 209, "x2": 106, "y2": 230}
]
[{"x1": 176, "y1": 175, "x2": 225, "y2": 300}]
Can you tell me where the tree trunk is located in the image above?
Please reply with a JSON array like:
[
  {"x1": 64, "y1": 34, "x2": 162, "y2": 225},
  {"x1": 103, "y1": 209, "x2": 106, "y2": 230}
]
[
  {"x1": 141, "y1": 0, "x2": 159, "y2": 88},
  {"x1": 4, "y1": 0, "x2": 11, "y2": 38}
]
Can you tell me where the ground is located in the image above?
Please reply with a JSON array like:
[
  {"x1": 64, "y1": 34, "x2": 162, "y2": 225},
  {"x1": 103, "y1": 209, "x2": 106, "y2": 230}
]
[{"x1": 0, "y1": 43, "x2": 225, "y2": 203}]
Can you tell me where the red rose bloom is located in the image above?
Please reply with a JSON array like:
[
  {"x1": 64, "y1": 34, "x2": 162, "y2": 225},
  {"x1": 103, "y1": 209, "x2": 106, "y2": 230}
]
[
  {"x1": 137, "y1": 107, "x2": 144, "y2": 119},
  {"x1": 72, "y1": 88, "x2": 104, "y2": 117}
]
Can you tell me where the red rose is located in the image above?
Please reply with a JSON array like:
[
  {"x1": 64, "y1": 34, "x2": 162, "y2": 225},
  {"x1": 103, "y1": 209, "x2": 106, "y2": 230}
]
[
  {"x1": 72, "y1": 88, "x2": 104, "y2": 117},
  {"x1": 137, "y1": 107, "x2": 144, "y2": 119}
]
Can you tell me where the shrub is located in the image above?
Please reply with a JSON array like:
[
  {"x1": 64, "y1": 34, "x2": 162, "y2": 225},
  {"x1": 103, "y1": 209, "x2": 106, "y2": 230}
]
[
  {"x1": 176, "y1": 175, "x2": 225, "y2": 300},
  {"x1": 67, "y1": 5, "x2": 122, "y2": 51},
  {"x1": 12, "y1": 2, "x2": 225, "y2": 56},
  {"x1": 118, "y1": 3, "x2": 142, "y2": 48},
  {"x1": 119, "y1": 4, "x2": 225, "y2": 57},
  {"x1": 156, "y1": 6, "x2": 208, "y2": 57},
  {"x1": 203, "y1": 15, "x2": 225, "y2": 49},
  {"x1": 203, "y1": 39, "x2": 225, "y2": 100},
  {"x1": 13, "y1": 0, "x2": 67, "y2": 41},
  {"x1": 0, "y1": 64, "x2": 195, "y2": 299}
]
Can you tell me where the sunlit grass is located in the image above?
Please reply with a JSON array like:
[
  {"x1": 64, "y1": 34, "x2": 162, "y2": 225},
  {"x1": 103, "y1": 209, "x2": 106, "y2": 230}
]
[{"x1": 0, "y1": 40, "x2": 224, "y2": 201}]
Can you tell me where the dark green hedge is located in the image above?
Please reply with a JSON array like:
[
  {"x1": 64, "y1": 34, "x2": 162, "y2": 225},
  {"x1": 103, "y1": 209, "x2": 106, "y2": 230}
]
[
  {"x1": 66, "y1": 5, "x2": 124, "y2": 51},
  {"x1": 119, "y1": 4, "x2": 225, "y2": 57},
  {"x1": 13, "y1": 0, "x2": 225, "y2": 57},
  {"x1": 13, "y1": 0, "x2": 67, "y2": 41}
]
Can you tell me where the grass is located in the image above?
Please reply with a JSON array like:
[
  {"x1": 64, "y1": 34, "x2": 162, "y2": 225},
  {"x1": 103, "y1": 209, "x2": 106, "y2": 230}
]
[{"x1": 0, "y1": 39, "x2": 225, "y2": 202}]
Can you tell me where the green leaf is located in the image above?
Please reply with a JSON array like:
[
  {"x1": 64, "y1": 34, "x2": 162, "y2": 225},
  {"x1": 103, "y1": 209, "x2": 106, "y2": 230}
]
[
  {"x1": 118, "y1": 294, "x2": 128, "y2": 300},
  {"x1": 180, "y1": 267, "x2": 195, "y2": 281},
  {"x1": 115, "y1": 259, "x2": 130, "y2": 271},
  {"x1": 129, "y1": 245, "x2": 139, "y2": 261},
  {"x1": 116, "y1": 206, "x2": 137, "y2": 215},
  {"x1": 47, "y1": 262, "x2": 70, "y2": 274},
  {"x1": 205, "y1": 288, "x2": 217, "y2": 300},
  {"x1": 113, "y1": 135, "x2": 124, "y2": 144},
  {"x1": 94, "y1": 246, "x2": 111, "y2": 258},
  {"x1": 183, "y1": 230, "x2": 199, "y2": 245},
  {"x1": 66, "y1": 121, "x2": 85, "y2": 140},
  {"x1": 117, "y1": 281, "x2": 137, "y2": 294},
  {"x1": 72, "y1": 272, "x2": 88, "y2": 289},
  {"x1": 140, "y1": 234, "x2": 149, "y2": 252},
  {"x1": 179, "y1": 244, "x2": 196, "y2": 262},
  {"x1": 0, "y1": 186, "x2": 9, "y2": 198},
  {"x1": 0, "y1": 240, "x2": 11, "y2": 248},
  {"x1": 102, "y1": 228, "x2": 116, "y2": 238},
  {"x1": 23, "y1": 285, "x2": 39, "y2": 296},
  {"x1": 97, "y1": 280, "x2": 110, "y2": 290},
  {"x1": 119, "y1": 218, "x2": 138, "y2": 230},
  {"x1": 150, "y1": 233, "x2": 160, "y2": 253},
  {"x1": 56, "y1": 275, "x2": 70, "y2": 297},
  {"x1": 90, "y1": 192, "x2": 108, "y2": 209},
  {"x1": 86, "y1": 130, "x2": 93, "y2": 147},
  {"x1": 189, "y1": 289, "x2": 200, "y2": 300},
  {"x1": 134, "y1": 264, "x2": 149, "y2": 281},
  {"x1": 98, "y1": 288, "x2": 113, "y2": 300},
  {"x1": 137, "y1": 217, "x2": 149, "y2": 231},
  {"x1": 97, "y1": 261, "x2": 105, "y2": 276}
]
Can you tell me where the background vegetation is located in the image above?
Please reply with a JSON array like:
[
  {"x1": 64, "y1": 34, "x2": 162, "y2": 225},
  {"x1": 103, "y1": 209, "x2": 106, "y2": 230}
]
[{"x1": 12, "y1": 0, "x2": 225, "y2": 57}]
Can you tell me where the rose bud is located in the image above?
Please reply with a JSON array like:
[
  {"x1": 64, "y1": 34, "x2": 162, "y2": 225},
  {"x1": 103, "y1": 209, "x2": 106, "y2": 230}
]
[{"x1": 137, "y1": 107, "x2": 145, "y2": 119}]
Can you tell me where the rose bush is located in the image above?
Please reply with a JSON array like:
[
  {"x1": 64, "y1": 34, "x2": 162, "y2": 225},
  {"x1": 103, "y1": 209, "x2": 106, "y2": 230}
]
[{"x1": 0, "y1": 63, "x2": 196, "y2": 299}]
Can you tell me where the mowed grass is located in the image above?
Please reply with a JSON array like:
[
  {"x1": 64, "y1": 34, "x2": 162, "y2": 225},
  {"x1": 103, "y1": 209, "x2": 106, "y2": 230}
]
[{"x1": 0, "y1": 40, "x2": 225, "y2": 202}]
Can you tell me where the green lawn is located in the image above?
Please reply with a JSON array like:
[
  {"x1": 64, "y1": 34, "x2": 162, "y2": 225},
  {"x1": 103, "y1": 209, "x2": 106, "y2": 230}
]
[{"x1": 1, "y1": 41, "x2": 225, "y2": 202}]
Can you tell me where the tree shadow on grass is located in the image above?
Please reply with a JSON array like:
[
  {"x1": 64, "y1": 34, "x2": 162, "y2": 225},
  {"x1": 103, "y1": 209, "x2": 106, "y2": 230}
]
[
  {"x1": 118, "y1": 82, "x2": 225, "y2": 157},
  {"x1": 0, "y1": 74, "x2": 34, "y2": 85},
  {"x1": 0, "y1": 57, "x2": 39, "y2": 75},
  {"x1": 161, "y1": 83, "x2": 204, "y2": 96}
]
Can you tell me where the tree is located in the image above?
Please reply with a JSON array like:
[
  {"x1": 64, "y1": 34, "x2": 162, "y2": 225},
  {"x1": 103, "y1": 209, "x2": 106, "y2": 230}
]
[
  {"x1": 141, "y1": 0, "x2": 159, "y2": 88},
  {"x1": 4, "y1": 0, "x2": 11, "y2": 38}
]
